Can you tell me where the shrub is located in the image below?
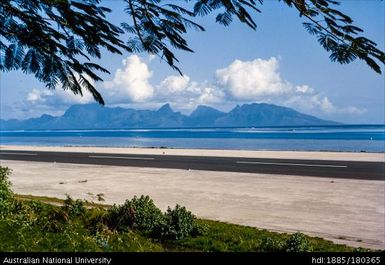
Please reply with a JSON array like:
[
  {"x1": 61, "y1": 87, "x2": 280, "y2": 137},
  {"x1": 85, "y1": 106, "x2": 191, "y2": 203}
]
[
  {"x1": 63, "y1": 195, "x2": 86, "y2": 217},
  {"x1": 104, "y1": 195, "x2": 164, "y2": 235},
  {"x1": 285, "y1": 232, "x2": 313, "y2": 252},
  {"x1": 104, "y1": 197, "x2": 206, "y2": 240},
  {"x1": 0, "y1": 167, "x2": 14, "y2": 217},
  {"x1": 259, "y1": 237, "x2": 285, "y2": 252},
  {"x1": 0, "y1": 167, "x2": 12, "y2": 201},
  {"x1": 160, "y1": 205, "x2": 206, "y2": 240}
]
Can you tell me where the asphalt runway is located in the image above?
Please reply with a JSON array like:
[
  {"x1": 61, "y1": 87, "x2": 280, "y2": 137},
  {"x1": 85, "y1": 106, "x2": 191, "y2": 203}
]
[{"x1": 0, "y1": 150, "x2": 383, "y2": 180}]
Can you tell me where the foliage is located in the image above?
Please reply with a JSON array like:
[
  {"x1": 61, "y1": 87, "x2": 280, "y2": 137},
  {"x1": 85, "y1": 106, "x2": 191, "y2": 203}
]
[
  {"x1": 175, "y1": 220, "x2": 356, "y2": 252},
  {"x1": 0, "y1": 0, "x2": 383, "y2": 105},
  {"x1": 0, "y1": 0, "x2": 130, "y2": 104},
  {"x1": 0, "y1": 167, "x2": 13, "y2": 217},
  {"x1": 123, "y1": 0, "x2": 204, "y2": 74},
  {"x1": 285, "y1": 232, "x2": 313, "y2": 252},
  {"x1": 160, "y1": 205, "x2": 207, "y2": 240},
  {"x1": 282, "y1": 0, "x2": 385, "y2": 74},
  {"x1": 104, "y1": 195, "x2": 164, "y2": 235},
  {"x1": 103, "y1": 197, "x2": 205, "y2": 240},
  {"x1": 63, "y1": 195, "x2": 86, "y2": 217},
  {"x1": 0, "y1": 166, "x2": 12, "y2": 200},
  {"x1": 259, "y1": 237, "x2": 285, "y2": 252}
]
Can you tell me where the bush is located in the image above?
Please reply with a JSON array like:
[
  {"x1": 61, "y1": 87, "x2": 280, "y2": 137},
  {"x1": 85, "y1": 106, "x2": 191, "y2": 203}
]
[
  {"x1": 104, "y1": 195, "x2": 164, "y2": 235},
  {"x1": 104, "y1": 197, "x2": 206, "y2": 240},
  {"x1": 285, "y1": 232, "x2": 313, "y2": 252},
  {"x1": 0, "y1": 167, "x2": 12, "y2": 201},
  {"x1": 63, "y1": 195, "x2": 86, "y2": 217},
  {"x1": 259, "y1": 237, "x2": 285, "y2": 252},
  {"x1": 0, "y1": 167, "x2": 14, "y2": 217},
  {"x1": 160, "y1": 205, "x2": 206, "y2": 240}
]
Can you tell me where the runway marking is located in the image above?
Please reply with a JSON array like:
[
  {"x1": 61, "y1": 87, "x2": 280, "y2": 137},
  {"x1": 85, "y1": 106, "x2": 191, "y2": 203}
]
[
  {"x1": 89, "y1": 155, "x2": 155, "y2": 160},
  {"x1": 0, "y1": 152, "x2": 38, "y2": 156},
  {"x1": 236, "y1": 161, "x2": 348, "y2": 168}
]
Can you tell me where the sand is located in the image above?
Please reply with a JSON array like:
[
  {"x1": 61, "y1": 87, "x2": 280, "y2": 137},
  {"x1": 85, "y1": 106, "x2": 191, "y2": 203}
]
[{"x1": 1, "y1": 157, "x2": 383, "y2": 249}]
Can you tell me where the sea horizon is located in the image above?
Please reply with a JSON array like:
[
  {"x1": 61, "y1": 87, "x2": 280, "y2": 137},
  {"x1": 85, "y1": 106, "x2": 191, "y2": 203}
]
[{"x1": 1, "y1": 124, "x2": 384, "y2": 153}]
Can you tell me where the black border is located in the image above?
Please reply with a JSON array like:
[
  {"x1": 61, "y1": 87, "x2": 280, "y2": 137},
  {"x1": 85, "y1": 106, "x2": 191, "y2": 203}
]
[{"x1": 0, "y1": 252, "x2": 384, "y2": 265}]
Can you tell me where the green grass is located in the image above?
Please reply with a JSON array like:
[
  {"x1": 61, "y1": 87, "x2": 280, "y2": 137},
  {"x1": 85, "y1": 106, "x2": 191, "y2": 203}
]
[
  {"x1": 15, "y1": 194, "x2": 111, "y2": 208},
  {"x1": 0, "y1": 167, "x2": 371, "y2": 252},
  {"x1": 165, "y1": 220, "x2": 358, "y2": 252},
  {"x1": 0, "y1": 194, "x2": 360, "y2": 252}
]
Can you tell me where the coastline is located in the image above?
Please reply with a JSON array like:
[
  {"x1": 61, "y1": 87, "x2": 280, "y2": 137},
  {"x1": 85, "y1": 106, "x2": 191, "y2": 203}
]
[{"x1": 1, "y1": 145, "x2": 384, "y2": 162}]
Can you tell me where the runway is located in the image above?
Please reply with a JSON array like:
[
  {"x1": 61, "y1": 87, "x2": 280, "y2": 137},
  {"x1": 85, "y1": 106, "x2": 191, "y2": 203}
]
[{"x1": 0, "y1": 150, "x2": 383, "y2": 180}]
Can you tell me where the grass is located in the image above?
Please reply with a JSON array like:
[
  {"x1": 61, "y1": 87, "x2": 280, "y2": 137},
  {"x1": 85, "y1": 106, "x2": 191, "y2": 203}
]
[
  {"x1": 15, "y1": 194, "x2": 111, "y2": 208},
  {"x1": 0, "y1": 166, "x2": 372, "y2": 252},
  {"x1": 167, "y1": 220, "x2": 359, "y2": 252},
  {"x1": 3, "y1": 194, "x2": 361, "y2": 252}
]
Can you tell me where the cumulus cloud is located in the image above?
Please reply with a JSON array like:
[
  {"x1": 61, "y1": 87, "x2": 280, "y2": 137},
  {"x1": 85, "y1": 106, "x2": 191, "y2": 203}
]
[
  {"x1": 213, "y1": 57, "x2": 365, "y2": 116},
  {"x1": 158, "y1": 75, "x2": 190, "y2": 94},
  {"x1": 26, "y1": 74, "x2": 95, "y2": 106},
  {"x1": 283, "y1": 90, "x2": 367, "y2": 115},
  {"x1": 216, "y1": 57, "x2": 292, "y2": 100},
  {"x1": 154, "y1": 75, "x2": 225, "y2": 112},
  {"x1": 27, "y1": 89, "x2": 54, "y2": 103},
  {"x1": 104, "y1": 55, "x2": 154, "y2": 103},
  {"x1": 15, "y1": 55, "x2": 365, "y2": 120},
  {"x1": 53, "y1": 88, "x2": 94, "y2": 105},
  {"x1": 17, "y1": 75, "x2": 97, "y2": 119}
]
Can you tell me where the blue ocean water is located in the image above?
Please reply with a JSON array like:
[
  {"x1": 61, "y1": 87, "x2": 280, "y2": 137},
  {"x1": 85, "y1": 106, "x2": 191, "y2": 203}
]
[{"x1": 0, "y1": 125, "x2": 384, "y2": 152}]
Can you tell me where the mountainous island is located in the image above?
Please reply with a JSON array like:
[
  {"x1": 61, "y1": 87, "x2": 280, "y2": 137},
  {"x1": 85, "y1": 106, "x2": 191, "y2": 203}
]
[{"x1": 0, "y1": 103, "x2": 340, "y2": 130}]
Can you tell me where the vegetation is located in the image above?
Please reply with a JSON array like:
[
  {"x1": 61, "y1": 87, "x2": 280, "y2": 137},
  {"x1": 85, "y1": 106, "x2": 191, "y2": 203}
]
[
  {"x1": 0, "y1": 166, "x2": 368, "y2": 252},
  {"x1": 1, "y1": 0, "x2": 384, "y2": 104}
]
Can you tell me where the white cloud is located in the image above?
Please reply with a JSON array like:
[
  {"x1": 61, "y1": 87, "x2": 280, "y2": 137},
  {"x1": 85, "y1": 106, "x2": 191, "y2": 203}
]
[
  {"x1": 214, "y1": 57, "x2": 365, "y2": 117},
  {"x1": 26, "y1": 74, "x2": 95, "y2": 106},
  {"x1": 154, "y1": 76, "x2": 225, "y2": 112},
  {"x1": 295, "y1": 85, "x2": 314, "y2": 94},
  {"x1": 15, "y1": 55, "x2": 366, "y2": 120},
  {"x1": 216, "y1": 57, "x2": 292, "y2": 100},
  {"x1": 158, "y1": 75, "x2": 190, "y2": 94},
  {"x1": 27, "y1": 89, "x2": 54, "y2": 103},
  {"x1": 55, "y1": 88, "x2": 94, "y2": 105},
  {"x1": 100, "y1": 55, "x2": 360, "y2": 116},
  {"x1": 104, "y1": 55, "x2": 154, "y2": 103},
  {"x1": 283, "y1": 93, "x2": 367, "y2": 115}
]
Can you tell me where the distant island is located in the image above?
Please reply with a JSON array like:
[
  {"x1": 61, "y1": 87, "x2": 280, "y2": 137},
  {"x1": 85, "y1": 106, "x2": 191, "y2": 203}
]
[{"x1": 0, "y1": 103, "x2": 340, "y2": 130}]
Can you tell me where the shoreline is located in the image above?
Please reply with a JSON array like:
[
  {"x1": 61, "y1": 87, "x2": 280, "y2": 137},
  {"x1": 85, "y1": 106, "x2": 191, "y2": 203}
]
[{"x1": 1, "y1": 145, "x2": 384, "y2": 162}]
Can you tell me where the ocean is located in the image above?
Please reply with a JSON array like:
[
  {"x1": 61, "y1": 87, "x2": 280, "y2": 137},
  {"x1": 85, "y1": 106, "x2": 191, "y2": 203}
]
[{"x1": 0, "y1": 125, "x2": 384, "y2": 152}]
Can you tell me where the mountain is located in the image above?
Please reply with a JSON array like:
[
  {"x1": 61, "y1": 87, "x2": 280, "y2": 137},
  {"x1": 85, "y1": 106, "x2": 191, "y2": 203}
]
[
  {"x1": 214, "y1": 103, "x2": 335, "y2": 127},
  {"x1": 186, "y1": 105, "x2": 226, "y2": 127},
  {"x1": 0, "y1": 103, "x2": 340, "y2": 130}
]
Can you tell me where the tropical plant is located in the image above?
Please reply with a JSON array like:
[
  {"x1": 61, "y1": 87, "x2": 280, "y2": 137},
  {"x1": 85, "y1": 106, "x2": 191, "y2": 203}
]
[
  {"x1": 160, "y1": 204, "x2": 206, "y2": 240},
  {"x1": 285, "y1": 232, "x2": 313, "y2": 252},
  {"x1": 104, "y1": 195, "x2": 164, "y2": 235}
]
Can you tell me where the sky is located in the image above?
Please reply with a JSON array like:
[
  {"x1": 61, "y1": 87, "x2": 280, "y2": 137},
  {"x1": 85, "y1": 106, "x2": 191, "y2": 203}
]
[{"x1": 0, "y1": 0, "x2": 384, "y2": 124}]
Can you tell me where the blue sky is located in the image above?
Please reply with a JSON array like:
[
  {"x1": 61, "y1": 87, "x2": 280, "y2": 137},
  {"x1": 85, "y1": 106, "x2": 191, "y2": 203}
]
[{"x1": 1, "y1": 0, "x2": 384, "y2": 124}]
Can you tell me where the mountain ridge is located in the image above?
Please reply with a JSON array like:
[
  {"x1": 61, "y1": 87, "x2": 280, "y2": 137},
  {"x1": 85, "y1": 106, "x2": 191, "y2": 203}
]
[{"x1": 0, "y1": 103, "x2": 340, "y2": 130}]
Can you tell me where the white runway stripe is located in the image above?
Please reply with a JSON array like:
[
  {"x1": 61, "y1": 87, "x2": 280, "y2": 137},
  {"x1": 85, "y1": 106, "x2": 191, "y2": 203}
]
[
  {"x1": 236, "y1": 161, "x2": 347, "y2": 168},
  {"x1": 0, "y1": 152, "x2": 38, "y2": 156},
  {"x1": 89, "y1": 155, "x2": 155, "y2": 160}
]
